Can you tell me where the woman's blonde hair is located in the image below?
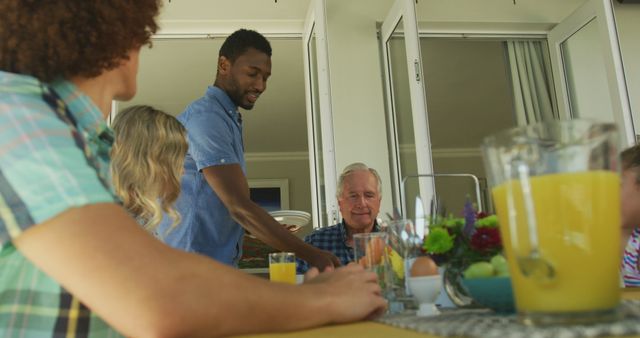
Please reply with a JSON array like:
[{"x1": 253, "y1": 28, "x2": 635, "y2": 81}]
[{"x1": 111, "y1": 105, "x2": 187, "y2": 232}]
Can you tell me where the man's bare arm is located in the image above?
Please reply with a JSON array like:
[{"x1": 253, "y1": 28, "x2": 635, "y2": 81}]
[{"x1": 202, "y1": 164, "x2": 340, "y2": 270}]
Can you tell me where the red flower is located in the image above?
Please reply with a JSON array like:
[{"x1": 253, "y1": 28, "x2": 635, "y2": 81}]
[
  {"x1": 476, "y1": 211, "x2": 489, "y2": 219},
  {"x1": 470, "y1": 227, "x2": 501, "y2": 251}
]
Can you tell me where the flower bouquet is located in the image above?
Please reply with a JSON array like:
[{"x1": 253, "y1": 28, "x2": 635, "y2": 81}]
[{"x1": 421, "y1": 198, "x2": 512, "y2": 309}]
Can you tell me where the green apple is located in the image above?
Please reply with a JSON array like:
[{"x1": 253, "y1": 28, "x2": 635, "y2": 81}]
[
  {"x1": 463, "y1": 262, "x2": 495, "y2": 279},
  {"x1": 496, "y1": 270, "x2": 510, "y2": 277},
  {"x1": 490, "y1": 254, "x2": 509, "y2": 276}
]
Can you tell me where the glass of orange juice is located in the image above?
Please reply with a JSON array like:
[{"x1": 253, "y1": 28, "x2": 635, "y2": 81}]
[
  {"x1": 269, "y1": 252, "x2": 296, "y2": 284},
  {"x1": 482, "y1": 120, "x2": 621, "y2": 325}
]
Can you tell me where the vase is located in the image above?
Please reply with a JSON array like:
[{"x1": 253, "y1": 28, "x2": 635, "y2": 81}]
[{"x1": 442, "y1": 266, "x2": 475, "y2": 307}]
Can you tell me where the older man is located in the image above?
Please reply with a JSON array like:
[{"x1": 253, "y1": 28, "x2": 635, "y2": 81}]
[{"x1": 297, "y1": 162, "x2": 382, "y2": 273}]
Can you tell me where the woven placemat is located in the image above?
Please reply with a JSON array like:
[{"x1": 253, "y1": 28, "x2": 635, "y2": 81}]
[{"x1": 377, "y1": 300, "x2": 640, "y2": 338}]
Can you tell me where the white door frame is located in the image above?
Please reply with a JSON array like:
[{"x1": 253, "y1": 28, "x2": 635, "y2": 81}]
[
  {"x1": 303, "y1": 0, "x2": 338, "y2": 228},
  {"x1": 381, "y1": 0, "x2": 435, "y2": 217}
]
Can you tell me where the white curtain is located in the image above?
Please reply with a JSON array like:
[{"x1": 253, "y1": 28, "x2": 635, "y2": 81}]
[{"x1": 506, "y1": 41, "x2": 558, "y2": 126}]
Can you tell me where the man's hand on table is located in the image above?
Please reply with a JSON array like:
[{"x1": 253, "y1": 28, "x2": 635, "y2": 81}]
[
  {"x1": 303, "y1": 263, "x2": 388, "y2": 322},
  {"x1": 306, "y1": 248, "x2": 341, "y2": 272}
]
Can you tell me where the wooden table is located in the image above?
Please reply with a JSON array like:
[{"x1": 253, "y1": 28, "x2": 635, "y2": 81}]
[
  {"x1": 234, "y1": 289, "x2": 640, "y2": 338},
  {"x1": 236, "y1": 321, "x2": 429, "y2": 338}
]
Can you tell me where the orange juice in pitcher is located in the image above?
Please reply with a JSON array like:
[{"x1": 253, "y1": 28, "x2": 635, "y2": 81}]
[{"x1": 492, "y1": 171, "x2": 621, "y2": 314}]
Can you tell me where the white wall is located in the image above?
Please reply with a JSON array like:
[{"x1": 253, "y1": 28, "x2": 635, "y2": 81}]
[
  {"x1": 325, "y1": 0, "x2": 395, "y2": 216},
  {"x1": 245, "y1": 155, "x2": 312, "y2": 215}
]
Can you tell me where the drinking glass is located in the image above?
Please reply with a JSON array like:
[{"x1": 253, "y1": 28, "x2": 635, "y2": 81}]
[
  {"x1": 353, "y1": 233, "x2": 392, "y2": 301},
  {"x1": 269, "y1": 252, "x2": 296, "y2": 284},
  {"x1": 482, "y1": 119, "x2": 621, "y2": 325},
  {"x1": 383, "y1": 219, "x2": 422, "y2": 312}
]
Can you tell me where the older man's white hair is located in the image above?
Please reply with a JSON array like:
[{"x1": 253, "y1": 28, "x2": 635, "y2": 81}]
[{"x1": 336, "y1": 162, "x2": 382, "y2": 198}]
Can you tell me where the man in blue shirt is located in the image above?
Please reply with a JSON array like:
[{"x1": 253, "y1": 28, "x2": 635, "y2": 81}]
[
  {"x1": 297, "y1": 163, "x2": 382, "y2": 273},
  {"x1": 159, "y1": 29, "x2": 339, "y2": 270}
]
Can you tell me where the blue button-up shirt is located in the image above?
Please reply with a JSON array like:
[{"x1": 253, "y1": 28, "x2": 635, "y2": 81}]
[{"x1": 158, "y1": 86, "x2": 246, "y2": 266}]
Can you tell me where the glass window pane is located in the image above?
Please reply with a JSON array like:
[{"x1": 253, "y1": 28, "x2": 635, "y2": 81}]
[
  {"x1": 561, "y1": 18, "x2": 615, "y2": 122},
  {"x1": 420, "y1": 38, "x2": 518, "y2": 213},
  {"x1": 387, "y1": 18, "x2": 419, "y2": 218}
]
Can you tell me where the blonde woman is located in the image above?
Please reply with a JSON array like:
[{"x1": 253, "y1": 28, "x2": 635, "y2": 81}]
[{"x1": 111, "y1": 105, "x2": 188, "y2": 232}]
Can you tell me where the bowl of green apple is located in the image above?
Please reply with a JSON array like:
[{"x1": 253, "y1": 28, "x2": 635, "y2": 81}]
[{"x1": 461, "y1": 254, "x2": 515, "y2": 313}]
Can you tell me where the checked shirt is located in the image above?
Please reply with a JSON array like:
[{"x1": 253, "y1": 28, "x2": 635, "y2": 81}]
[
  {"x1": 296, "y1": 220, "x2": 380, "y2": 274},
  {"x1": 0, "y1": 71, "x2": 122, "y2": 337}
]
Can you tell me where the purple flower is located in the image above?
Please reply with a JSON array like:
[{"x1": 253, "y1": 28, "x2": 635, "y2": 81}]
[{"x1": 462, "y1": 197, "x2": 476, "y2": 238}]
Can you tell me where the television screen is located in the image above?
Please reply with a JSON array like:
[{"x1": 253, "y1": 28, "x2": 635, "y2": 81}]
[
  {"x1": 247, "y1": 178, "x2": 289, "y2": 212},
  {"x1": 249, "y1": 187, "x2": 282, "y2": 212}
]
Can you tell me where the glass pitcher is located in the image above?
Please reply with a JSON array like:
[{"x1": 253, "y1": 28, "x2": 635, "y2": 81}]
[{"x1": 482, "y1": 119, "x2": 621, "y2": 325}]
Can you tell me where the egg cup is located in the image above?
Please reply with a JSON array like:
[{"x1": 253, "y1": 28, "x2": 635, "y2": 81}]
[{"x1": 408, "y1": 275, "x2": 442, "y2": 316}]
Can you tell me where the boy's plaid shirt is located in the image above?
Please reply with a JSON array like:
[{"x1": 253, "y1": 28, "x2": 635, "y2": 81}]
[{"x1": 0, "y1": 71, "x2": 121, "y2": 337}]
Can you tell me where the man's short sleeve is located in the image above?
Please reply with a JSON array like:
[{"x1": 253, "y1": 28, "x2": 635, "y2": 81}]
[
  {"x1": 0, "y1": 105, "x2": 115, "y2": 243},
  {"x1": 182, "y1": 105, "x2": 241, "y2": 171}
]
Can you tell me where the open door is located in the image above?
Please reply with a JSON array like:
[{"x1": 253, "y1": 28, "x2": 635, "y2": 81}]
[
  {"x1": 548, "y1": 0, "x2": 635, "y2": 145},
  {"x1": 381, "y1": 0, "x2": 435, "y2": 218},
  {"x1": 303, "y1": 0, "x2": 338, "y2": 228}
]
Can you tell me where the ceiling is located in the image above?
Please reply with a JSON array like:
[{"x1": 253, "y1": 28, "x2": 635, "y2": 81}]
[
  {"x1": 157, "y1": 0, "x2": 312, "y2": 35},
  {"x1": 156, "y1": 0, "x2": 586, "y2": 25},
  {"x1": 159, "y1": 0, "x2": 310, "y2": 21}
]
